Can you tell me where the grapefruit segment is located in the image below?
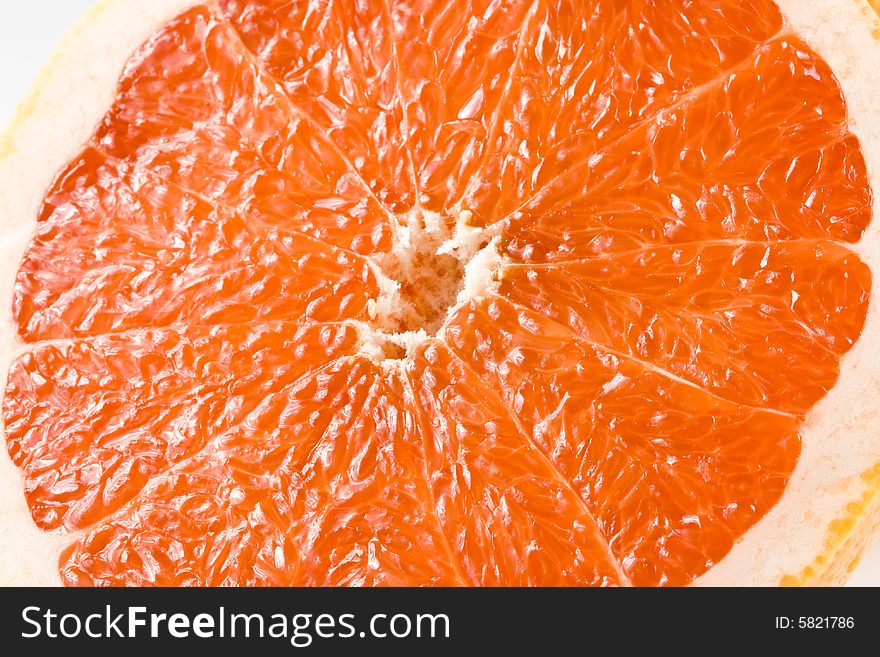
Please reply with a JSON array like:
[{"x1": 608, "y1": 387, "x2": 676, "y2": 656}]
[
  {"x1": 500, "y1": 240, "x2": 870, "y2": 414},
  {"x1": 504, "y1": 132, "x2": 870, "y2": 264},
  {"x1": 443, "y1": 297, "x2": 799, "y2": 585},
  {"x1": 283, "y1": 362, "x2": 459, "y2": 586},
  {"x1": 220, "y1": 0, "x2": 418, "y2": 214},
  {"x1": 462, "y1": 0, "x2": 785, "y2": 225},
  {"x1": 14, "y1": 148, "x2": 377, "y2": 341},
  {"x1": 500, "y1": 37, "x2": 870, "y2": 263},
  {"x1": 407, "y1": 341, "x2": 626, "y2": 586},
  {"x1": 3, "y1": 322, "x2": 359, "y2": 533},
  {"x1": 388, "y1": 0, "x2": 538, "y2": 213},
  {"x1": 60, "y1": 451, "x2": 304, "y2": 587},
  {"x1": 95, "y1": 6, "x2": 393, "y2": 254},
  {"x1": 59, "y1": 356, "x2": 461, "y2": 586}
]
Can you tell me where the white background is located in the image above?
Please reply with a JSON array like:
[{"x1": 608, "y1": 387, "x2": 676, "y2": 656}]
[{"x1": 1, "y1": 1, "x2": 878, "y2": 587}]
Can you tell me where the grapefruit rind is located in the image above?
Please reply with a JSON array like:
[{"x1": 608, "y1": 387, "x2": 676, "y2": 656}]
[
  {"x1": 778, "y1": 464, "x2": 880, "y2": 586},
  {"x1": 0, "y1": 0, "x2": 879, "y2": 586}
]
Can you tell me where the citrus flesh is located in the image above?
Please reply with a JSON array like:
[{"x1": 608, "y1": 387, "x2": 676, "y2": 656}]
[{"x1": 1, "y1": 0, "x2": 875, "y2": 586}]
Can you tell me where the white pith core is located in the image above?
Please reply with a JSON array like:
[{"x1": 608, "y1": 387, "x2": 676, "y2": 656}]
[{"x1": 358, "y1": 208, "x2": 502, "y2": 364}]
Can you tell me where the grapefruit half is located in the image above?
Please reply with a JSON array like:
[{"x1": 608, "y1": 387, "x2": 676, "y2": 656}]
[{"x1": 1, "y1": 0, "x2": 880, "y2": 586}]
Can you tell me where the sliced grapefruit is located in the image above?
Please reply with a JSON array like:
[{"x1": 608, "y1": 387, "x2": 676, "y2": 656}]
[{"x1": 1, "y1": 0, "x2": 880, "y2": 586}]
